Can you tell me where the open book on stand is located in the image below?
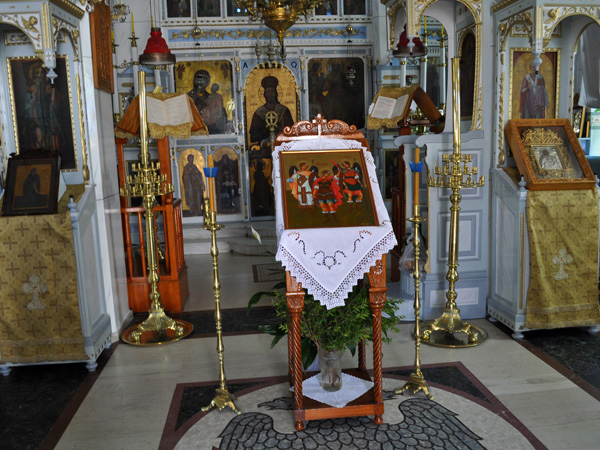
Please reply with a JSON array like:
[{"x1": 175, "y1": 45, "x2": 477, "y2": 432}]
[
  {"x1": 367, "y1": 85, "x2": 442, "y2": 131},
  {"x1": 146, "y1": 94, "x2": 193, "y2": 127}
]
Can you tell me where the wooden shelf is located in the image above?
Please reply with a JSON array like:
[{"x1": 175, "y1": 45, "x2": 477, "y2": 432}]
[{"x1": 296, "y1": 368, "x2": 384, "y2": 422}]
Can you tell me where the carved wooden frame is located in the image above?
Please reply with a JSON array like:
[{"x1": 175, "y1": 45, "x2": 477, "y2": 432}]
[
  {"x1": 505, "y1": 118, "x2": 595, "y2": 191},
  {"x1": 90, "y1": 2, "x2": 113, "y2": 93}
]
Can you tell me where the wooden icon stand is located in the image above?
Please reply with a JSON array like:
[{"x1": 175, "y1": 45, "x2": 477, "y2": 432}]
[{"x1": 274, "y1": 116, "x2": 388, "y2": 431}]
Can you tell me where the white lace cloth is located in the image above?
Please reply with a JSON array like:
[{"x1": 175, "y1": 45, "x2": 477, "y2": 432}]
[
  {"x1": 300, "y1": 373, "x2": 374, "y2": 408},
  {"x1": 273, "y1": 138, "x2": 397, "y2": 309}
]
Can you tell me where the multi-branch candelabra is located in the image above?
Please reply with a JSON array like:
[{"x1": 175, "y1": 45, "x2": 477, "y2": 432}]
[
  {"x1": 421, "y1": 58, "x2": 487, "y2": 348},
  {"x1": 121, "y1": 71, "x2": 192, "y2": 345}
]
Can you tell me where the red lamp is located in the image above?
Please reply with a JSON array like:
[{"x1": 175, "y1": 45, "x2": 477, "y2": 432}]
[
  {"x1": 393, "y1": 24, "x2": 427, "y2": 58},
  {"x1": 139, "y1": 27, "x2": 176, "y2": 68}
]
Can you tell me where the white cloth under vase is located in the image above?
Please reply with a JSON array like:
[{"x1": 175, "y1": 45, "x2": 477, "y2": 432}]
[{"x1": 273, "y1": 138, "x2": 397, "y2": 309}]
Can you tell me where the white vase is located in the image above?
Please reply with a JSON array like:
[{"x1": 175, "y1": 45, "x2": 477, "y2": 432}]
[{"x1": 318, "y1": 347, "x2": 343, "y2": 392}]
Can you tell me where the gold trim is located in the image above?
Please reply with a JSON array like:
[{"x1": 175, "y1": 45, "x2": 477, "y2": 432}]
[
  {"x1": 4, "y1": 30, "x2": 30, "y2": 46},
  {"x1": 497, "y1": 71, "x2": 505, "y2": 166},
  {"x1": 387, "y1": 2, "x2": 402, "y2": 50},
  {"x1": 542, "y1": 7, "x2": 600, "y2": 45},
  {"x1": 50, "y1": 0, "x2": 85, "y2": 19},
  {"x1": 512, "y1": 20, "x2": 559, "y2": 39},
  {"x1": 519, "y1": 212, "x2": 524, "y2": 310},
  {"x1": 42, "y1": 3, "x2": 51, "y2": 46},
  {"x1": 65, "y1": 54, "x2": 78, "y2": 173},
  {"x1": 492, "y1": 0, "x2": 521, "y2": 13},
  {"x1": 0, "y1": 13, "x2": 42, "y2": 49},
  {"x1": 499, "y1": 10, "x2": 533, "y2": 52},
  {"x1": 171, "y1": 27, "x2": 366, "y2": 41},
  {"x1": 76, "y1": 73, "x2": 89, "y2": 183}
]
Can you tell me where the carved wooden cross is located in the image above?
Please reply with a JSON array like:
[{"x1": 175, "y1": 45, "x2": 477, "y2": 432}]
[
  {"x1": 312, "y1": 114, "x2": 327, "y2": 136},
  {"x1": 22, "y1": 275, "x2": 48, "y2": 311},
  {"x1": 552, "y1": 248, "x2": 573, "y2": 281}
]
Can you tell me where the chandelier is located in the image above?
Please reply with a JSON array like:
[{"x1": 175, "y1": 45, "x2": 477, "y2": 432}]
[{"x1": 236, "y1": 0, "x2": 322, "y2": 59}]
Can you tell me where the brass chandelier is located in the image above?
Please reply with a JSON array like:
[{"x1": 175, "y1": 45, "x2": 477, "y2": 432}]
[{"x1": 236, "y1": 0, "x2": 322, "y2": 58}]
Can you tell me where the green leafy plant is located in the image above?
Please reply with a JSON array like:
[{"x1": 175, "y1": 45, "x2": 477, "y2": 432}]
[{"x1": 248, "y1": 281, "x2": 403, "y2": 370}]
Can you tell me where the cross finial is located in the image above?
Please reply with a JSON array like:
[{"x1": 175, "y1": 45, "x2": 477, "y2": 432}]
[
  {"x1": 22, "y1": 275, "x2": 48, "y2": 310},
  {"x1": 312, "y1": 114, "x2": 327, "y2": 136}
]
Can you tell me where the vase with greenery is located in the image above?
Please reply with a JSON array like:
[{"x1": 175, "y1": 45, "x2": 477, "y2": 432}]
[{"x1": 248, "y1": 281, "x2": 403, "y2": 391}]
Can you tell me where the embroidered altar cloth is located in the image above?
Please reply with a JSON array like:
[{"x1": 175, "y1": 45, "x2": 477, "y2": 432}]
[
  {"x1": 525, "y1": 189, "x2": 600, "y2": 328},
  {"x1": 273, "y1": 138, "x2": 397, "y2": 309}
]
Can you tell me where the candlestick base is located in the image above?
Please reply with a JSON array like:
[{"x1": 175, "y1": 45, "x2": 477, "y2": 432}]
[
  {"x1": 396, "y1": 372, "x2": 434, "y2": 400},
  {"x1": 420, "y1": 309, "x2": 487, "y2": 348},
  {"x1": 201, "y1": 387, "x2": 241, "y2": 414},
  {"x1": 121, "y1": 309, "x2": 193, "y2": 346}
]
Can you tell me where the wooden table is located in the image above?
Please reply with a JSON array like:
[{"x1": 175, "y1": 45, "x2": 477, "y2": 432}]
[{"x1": 285, "y1": 256, "x2": 388, "y2": 431}]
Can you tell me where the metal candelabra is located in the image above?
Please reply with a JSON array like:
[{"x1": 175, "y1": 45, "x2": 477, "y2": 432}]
[
  {"x1": 121, "y1": 71, "x2": 192, "y2": 345},
  {"x1": 396, "y1": 202, "x2": 433, "y2": 399},
  {"x1": 420, "y1": 58, "x2": 487, "y2": 348},
  {"x1": 200, "y1": 196, "x2": 240, "y2": 414}
]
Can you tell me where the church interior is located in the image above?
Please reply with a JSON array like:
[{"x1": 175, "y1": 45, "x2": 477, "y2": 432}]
[{"x1": 0, "y1": 0, "x2": 599, "y2": 449}]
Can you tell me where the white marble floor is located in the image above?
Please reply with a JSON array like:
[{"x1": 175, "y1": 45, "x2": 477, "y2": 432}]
[{"x1": 54, "y1": 253, "x2": 600, "y2": 450}]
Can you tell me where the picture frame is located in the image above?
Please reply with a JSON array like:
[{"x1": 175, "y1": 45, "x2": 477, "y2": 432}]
[
  {"x1": 244, "y1": 63, "x2": 298, "y2": 149},
  {"x1": 279, "y1": 149, "x2": 379, "y2": 229},
  {"x1": 8, "y1": 56, "x2": 77, "y2": 170},
  {"x1": 1, "y1": 152, "x2": 60, "y2": 216},
  {"x1": 90, "y1": 2, "x2": 113, "y2": 93},
  {"x1": 504, "y1": 118, "x2": 596, "y2": 191},
  {"x1": 174, "y1": 59, "x2": 235, "y2": 135},
  {"x1": 509, "y1": 48, "x2": 560, "y2": 120}
]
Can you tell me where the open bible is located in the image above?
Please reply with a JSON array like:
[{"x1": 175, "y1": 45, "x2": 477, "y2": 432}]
[
  {"x1": 146, "y1": 94, "x2": 193, "y2": 127},
  {"x1": 370, "y1": 94, "x2": 411, "y2": 120},
  {"x1": 367, "y1": 85, "x2": 442, "y2": 131}
]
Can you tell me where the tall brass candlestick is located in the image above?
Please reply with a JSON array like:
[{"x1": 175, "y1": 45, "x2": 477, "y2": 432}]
[
  {"x1": 200, "y1": 193, "x2": 240, "y2": 413},
  {"x1": 396, "y1": 193, "x2": 433, "y2": 399},
  {"x1": 121, "y1": 71, "x2": 192, "y2": 345},
  {"x1": 421, "y1": 58, "x2": 487, "y2": 348}
]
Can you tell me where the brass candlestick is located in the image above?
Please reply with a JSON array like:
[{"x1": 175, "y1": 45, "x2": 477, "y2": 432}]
[
  {"x1": 421, "y1": 58, "x2": 487, "y2": 348},
  {"x1": 121, "y1": 71, "x2": 193, "y2": 345},
  {"x1": 200, "y1": 196, "x2": 240, "y2": 414},
  {"x1": 396, "y1": 202, "x2": 433, "y2": 399}
]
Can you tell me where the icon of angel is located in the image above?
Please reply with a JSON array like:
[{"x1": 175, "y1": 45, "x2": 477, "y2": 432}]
[
  {"x1": 287, "y1": 163, "x2": 318, "y2": 207},
  {"x1": 333, "y1": 160, "x2": 364, "y2": 203}
]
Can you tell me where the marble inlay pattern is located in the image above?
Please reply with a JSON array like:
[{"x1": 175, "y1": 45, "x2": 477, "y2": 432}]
[{"x1": 164, "y1": 371, "x2": 544, "y2": 450}]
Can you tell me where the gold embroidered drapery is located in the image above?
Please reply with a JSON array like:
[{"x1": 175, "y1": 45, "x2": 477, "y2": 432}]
[
  {"x1": 525, "y1": 189, "x2": 600, "y2": 328},
  {"x1": 0, "y1": 185, "x2": 88, "y2": 364}
]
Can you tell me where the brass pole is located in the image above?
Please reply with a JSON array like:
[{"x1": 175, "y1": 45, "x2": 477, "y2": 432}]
[
  {"x1": 396, "y1": 203, "x2": 433, "y2": 399},
  {"x1": 121, "y1": 71, "x2": 192, "y2": 345},
  {"x1": 201, "y1": 199, "x2": 240, "y2": 414},
  {"x1": 421, "y1": 58, "x2": 487, "y2": 348}
]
